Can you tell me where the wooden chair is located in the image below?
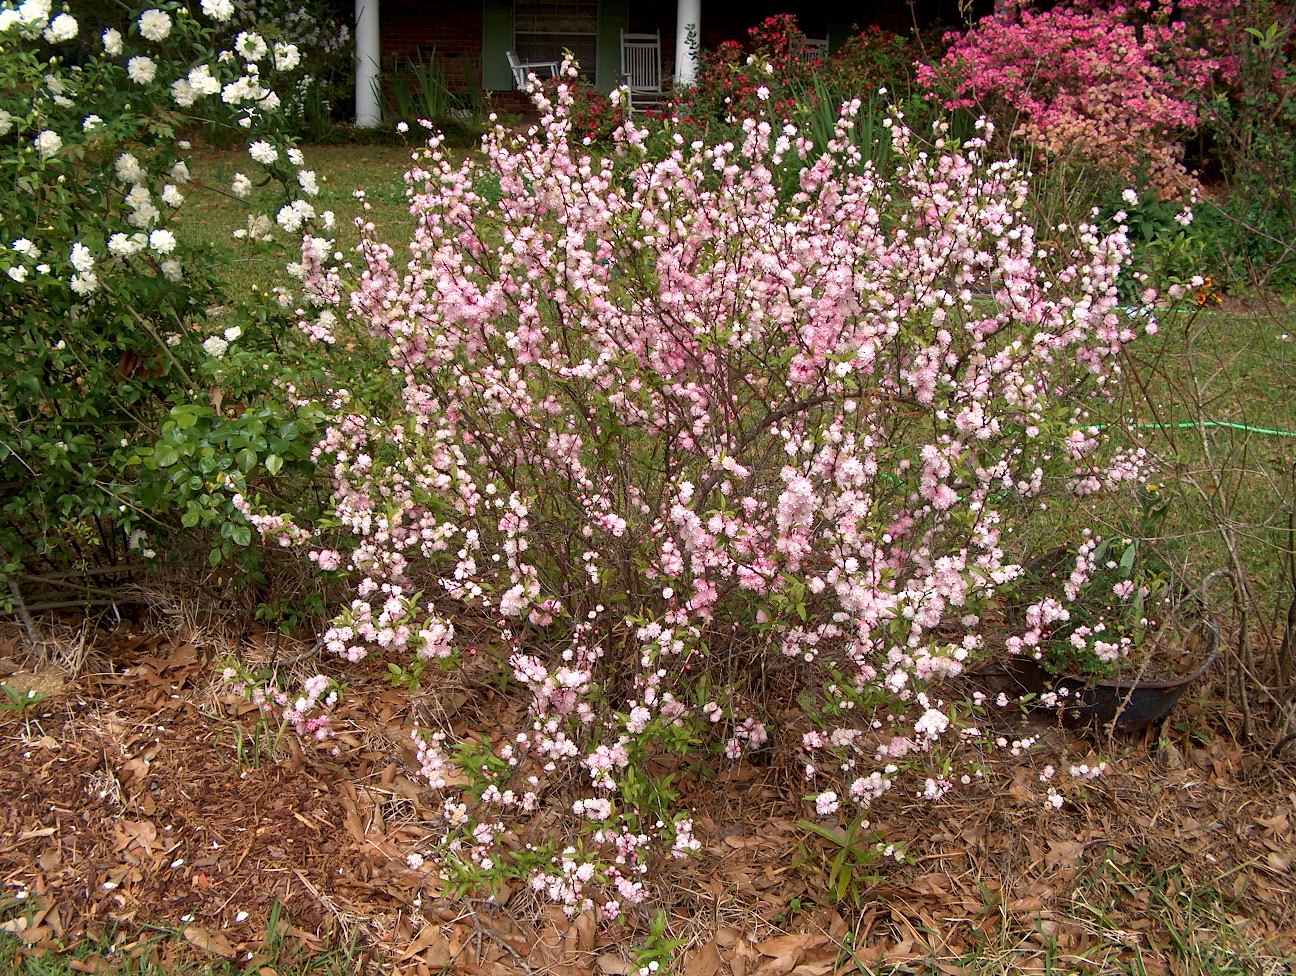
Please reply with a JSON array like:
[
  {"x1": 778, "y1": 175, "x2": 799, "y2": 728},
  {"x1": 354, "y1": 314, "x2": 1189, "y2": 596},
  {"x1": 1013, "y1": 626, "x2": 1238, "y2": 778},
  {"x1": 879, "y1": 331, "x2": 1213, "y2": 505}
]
[
  {"x1": 796, "y1": 37, "x2": 829, "y2": 59},
  {"x1": 506, "y1": 49, "x2": 560, "y2": 91},
  {"x1": 619, "y1": 30, "x2": 666, "y2": 112}
]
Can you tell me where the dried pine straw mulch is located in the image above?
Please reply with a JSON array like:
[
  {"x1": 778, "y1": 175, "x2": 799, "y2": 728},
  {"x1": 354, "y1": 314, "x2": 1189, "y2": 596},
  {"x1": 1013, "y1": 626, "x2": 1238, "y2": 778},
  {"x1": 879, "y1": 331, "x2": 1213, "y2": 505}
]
[{"x1": 1, "y1": 620, "x2": 1294, "y2": 976}]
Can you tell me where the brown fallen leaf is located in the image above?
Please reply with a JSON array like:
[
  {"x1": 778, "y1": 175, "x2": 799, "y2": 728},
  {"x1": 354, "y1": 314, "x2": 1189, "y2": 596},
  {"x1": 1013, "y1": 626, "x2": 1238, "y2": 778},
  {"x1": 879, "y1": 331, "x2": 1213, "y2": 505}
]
[
  {"x1": 68, "y1": 958, "x2": 111, "y2": 975},
  {"x1": 752, "y1": 951, "x2": 804, "y2": 976},
  {"x1": 397, "y1": 923, "x2": 451, "y2": 963},
  {"x1": 1045, "y1": 840, "x2": 1085, "y2": 868},
  {"x1": 788, "y1": 961, "x2": 835, "y2": 976},
  {"x1": 683, "y1": 940, "x2": 721, "y2": 976},
  {"x1": 757, "y1": 934, "x2": 821, "y2": 957},
  {"x1": 597, "y1": 952, "x2": 637, "y2": 975},
  {"x1": 569, "y1": 910, "x2": 596, "y2": 953},
  {"x1": 182, "y1": 926, "x2": 237, "y2": 958}
]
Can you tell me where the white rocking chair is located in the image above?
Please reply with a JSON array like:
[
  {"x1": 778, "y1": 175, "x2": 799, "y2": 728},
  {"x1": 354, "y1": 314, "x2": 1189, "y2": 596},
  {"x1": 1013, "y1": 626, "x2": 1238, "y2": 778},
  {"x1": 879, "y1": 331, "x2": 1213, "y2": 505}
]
[
  {"x1": 619, "y1": 30, "x2": 666, "y2": 112},
  {"x1": 506, "y1": 49, "x2": 560, "y2": 91}
]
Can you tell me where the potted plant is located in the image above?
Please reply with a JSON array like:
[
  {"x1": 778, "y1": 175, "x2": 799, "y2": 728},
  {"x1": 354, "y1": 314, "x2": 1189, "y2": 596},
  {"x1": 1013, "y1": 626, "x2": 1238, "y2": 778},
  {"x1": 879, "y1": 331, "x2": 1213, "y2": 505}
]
[{"x1": 1004, "y1": 488, "x2": 1221, "y2": 729}]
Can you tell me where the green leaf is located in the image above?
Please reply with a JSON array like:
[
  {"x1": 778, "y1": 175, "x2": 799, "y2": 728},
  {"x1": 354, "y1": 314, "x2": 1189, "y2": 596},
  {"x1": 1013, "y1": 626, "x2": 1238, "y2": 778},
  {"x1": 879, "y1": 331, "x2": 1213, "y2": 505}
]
[{"x1": 264, "y1": 454, "x2": 283, "y2": 476}]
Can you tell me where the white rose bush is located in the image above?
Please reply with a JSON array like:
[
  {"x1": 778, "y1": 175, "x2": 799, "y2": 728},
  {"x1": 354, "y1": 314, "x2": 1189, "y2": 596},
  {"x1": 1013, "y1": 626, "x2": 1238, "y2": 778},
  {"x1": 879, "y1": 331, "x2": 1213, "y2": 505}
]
[
  {"x1": 0, "y1": 0, "x2": 334, "y2": 573},
  {"x1": 237, "y1": 73, "x2": 1153, "y2": 915}
]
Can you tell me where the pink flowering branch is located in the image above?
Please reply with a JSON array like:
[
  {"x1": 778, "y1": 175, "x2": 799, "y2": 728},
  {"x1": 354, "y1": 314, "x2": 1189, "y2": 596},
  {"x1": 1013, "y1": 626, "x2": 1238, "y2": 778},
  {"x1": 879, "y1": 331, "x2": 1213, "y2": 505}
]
[{"x1": 276, "y1": 71, "x2": 1152, "y2": 915}]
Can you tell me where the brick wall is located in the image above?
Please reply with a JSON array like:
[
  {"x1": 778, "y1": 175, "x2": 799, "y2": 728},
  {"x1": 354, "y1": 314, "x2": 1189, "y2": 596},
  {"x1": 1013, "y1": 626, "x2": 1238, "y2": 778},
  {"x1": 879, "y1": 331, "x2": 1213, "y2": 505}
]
[{"x1": 381, "y1": 1, "x2": 484, "y2": 93}]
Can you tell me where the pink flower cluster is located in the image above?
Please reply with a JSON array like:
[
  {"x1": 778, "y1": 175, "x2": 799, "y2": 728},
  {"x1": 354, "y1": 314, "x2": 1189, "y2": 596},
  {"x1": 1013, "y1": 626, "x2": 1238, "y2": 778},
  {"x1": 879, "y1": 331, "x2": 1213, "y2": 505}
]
[
  {"x1": 278, "y1": 70, "x2": 1151, "y2": 913},
  {"x1": 920, "y1": 0, "x2": 1236, "y2": 195}
]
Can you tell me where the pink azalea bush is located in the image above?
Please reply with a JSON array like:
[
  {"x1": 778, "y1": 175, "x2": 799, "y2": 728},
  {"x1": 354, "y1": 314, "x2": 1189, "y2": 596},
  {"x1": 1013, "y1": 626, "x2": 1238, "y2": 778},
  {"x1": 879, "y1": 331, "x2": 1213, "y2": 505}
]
[
  {"x1": 919, "y1": 0, "x2": 1235, "y2": 196},
  {"x1": 256, "y1": 67, "x2": 1151, "y2": 915}
]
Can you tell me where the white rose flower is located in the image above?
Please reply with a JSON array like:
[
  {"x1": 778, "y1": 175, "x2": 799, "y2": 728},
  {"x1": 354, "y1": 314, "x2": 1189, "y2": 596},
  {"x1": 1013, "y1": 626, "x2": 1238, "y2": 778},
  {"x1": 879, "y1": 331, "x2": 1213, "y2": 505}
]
[
  {"x1": 127, "y1": 203, "x2": 160, "y2": 228},
  {"x1": 34, "y1": 129, "x2": 62, "y2": 158},
  {"x1": 221, "y1": 77, "x2": 255, "y2": 105},
  {"x1": 124, "y1": 183, "x2": 151, "y2": 209},
  {"x1": 223, "y1": 325, "x2": 242, "y2": 342},
  {"x1": 273, "y1": 42, "x2": 300, "y2": 71},
  {"x1": 148, "y1": 229, "x2": 177, "y2": 254},
  {"x1": 202, "y1": 336, "x2": 229, "y2": 357},
  {"x1": 286, "y1": 148, "x2": 304, "y2": 166},
  {"x1": 161, "y1": 260, "x2": 182, "y2": 282},
  {"x1": 235, "y1": 31, "x2": 267, "y2": 61},
  {"x1": 276, "y1": 204, "x2": 303, "y2": 233},
  {"x1": 188, "y1": 63, "x2": 220, "y2": 96},
  {"x1": 298, "y1": 170, "x2": 319, "y2": 196},
  {"x1": 12, "y1": 239, "x2": 40, "y2": 257},
  {"x1": 42, "y1": 12, "x2": 77, "y2": 42},
  {"x1": 230, "y1": 173, "x2": 252, "y2": 197},
  {"x1": 69, "y1": 271, "x2": 98, "y2": 295},
  {"x1": 162, "y1": 184, "x2": 185, "y2": 208},
  {"x1": 0, "y1": 110, "x2": 13, "y2": 135},
  {"x1": 138, "y1": 9, "x2": 171, "y2": 42},
  {"x1": 102, "y1": 27, "x2": 123, "y2": 54},
  {"x1": 108, "y1": 233, "x2": 144, "y2": 256},
  {"x1": 8, "y1": 266, "x2": 29, "y2": 283},
  {"x1": 17, "y1": 0, "x2": 50, "y2": 31},
  {"x1": 115, "y1": 152, "x2": 144, "y2": 183},
  {"x1": 70, "y1": 242, "x2": 94, "y2": 272},
  {"x1": 201, "y1": 0, "x2": 234, "y2": 23},
  {"x1": 248, "y1": 140, "x2": 277, "y2": 165},
  {"x1": 171, "y1": 78, "x2": 197, "y2": 107},
  {"x1": 247, "y1": 214, "x2": 273, "y2": 241},
  {"x1": 170, "y1": 160, "x2": 191, "y2": 183},
  {"x1": 127, "y1": 56, "x2": 157, "y2": 84},
  {"x1": 82, "y1": 114, "x2": 103, "y2": 131}
]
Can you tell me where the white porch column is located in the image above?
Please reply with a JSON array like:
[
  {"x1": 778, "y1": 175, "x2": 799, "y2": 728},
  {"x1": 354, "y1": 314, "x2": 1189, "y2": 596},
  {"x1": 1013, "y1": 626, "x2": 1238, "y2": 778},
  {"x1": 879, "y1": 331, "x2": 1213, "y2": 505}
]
[
  {"x1": 355, "y1": 0, "x2": 381, "y2": 127},
  {"x1": 674, "y1": 0, "x2": 700, "y2": 87}
]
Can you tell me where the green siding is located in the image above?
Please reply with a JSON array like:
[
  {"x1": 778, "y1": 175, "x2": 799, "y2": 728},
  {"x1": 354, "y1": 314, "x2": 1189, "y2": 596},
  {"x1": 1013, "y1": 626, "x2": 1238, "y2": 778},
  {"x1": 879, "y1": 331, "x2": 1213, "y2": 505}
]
[
  {"x1": 482, "y1": 0, "x2": 631, "y2": 92},
  {"x1": 596, "y1": 0, "x2": 629, "y2": 92},
  {"x1": 482, "y1": 0, "x2": 513, "y2": 91}
]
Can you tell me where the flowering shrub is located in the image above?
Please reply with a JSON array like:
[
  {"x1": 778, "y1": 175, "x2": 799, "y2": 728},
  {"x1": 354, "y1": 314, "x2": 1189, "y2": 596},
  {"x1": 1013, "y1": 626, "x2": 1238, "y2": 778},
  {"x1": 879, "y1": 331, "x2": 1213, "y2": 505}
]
[
  {"x1": 652, "y1": 10, "x2": 830, "y2": 135},
  {"x1": 223, "y1": 0, "x2": 353, "y2": 138},
  {"x1": 919, "y1": 0, "x2": 1235, "y2": 196},
  {"x1": 259, "y1": 65, "x2": 1151, "y2": 914},
  {"x1": 654, "y1": 15, "x2": 933, "y2": 187},
  {"x1": 1202, "y1": 2, "x2": 1296, "y2": 289},
  {"x1": 218, "y1": 663, "x2": 342, "y2": 760},
  {"x1": 534, "y1": 74, "x2": 629, "y2": 144},
  {"x1": 0, "y1": 0, "x2": 334, "y2": 573},
  {"x1": 1011, "y1": 484, "x2": 1180, "y2": 678},
  {"x1": 1100, "y1": 185, "x2": 1214, "y2": 303}
]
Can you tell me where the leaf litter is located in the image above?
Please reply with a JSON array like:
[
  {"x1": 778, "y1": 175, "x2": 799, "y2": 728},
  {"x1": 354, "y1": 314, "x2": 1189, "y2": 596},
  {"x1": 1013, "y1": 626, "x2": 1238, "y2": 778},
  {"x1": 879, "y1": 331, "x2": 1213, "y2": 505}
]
[{"x1": 0, "y1": 621, "x2": 1293, "y2": 975}]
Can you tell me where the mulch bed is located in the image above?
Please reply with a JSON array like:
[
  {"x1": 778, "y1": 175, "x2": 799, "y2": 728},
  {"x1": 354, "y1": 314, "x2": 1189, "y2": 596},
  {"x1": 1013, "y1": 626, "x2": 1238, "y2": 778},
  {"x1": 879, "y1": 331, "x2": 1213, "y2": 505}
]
[{"x1": 1, "y1": 621, "x2": 1294, "y2": 975}]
